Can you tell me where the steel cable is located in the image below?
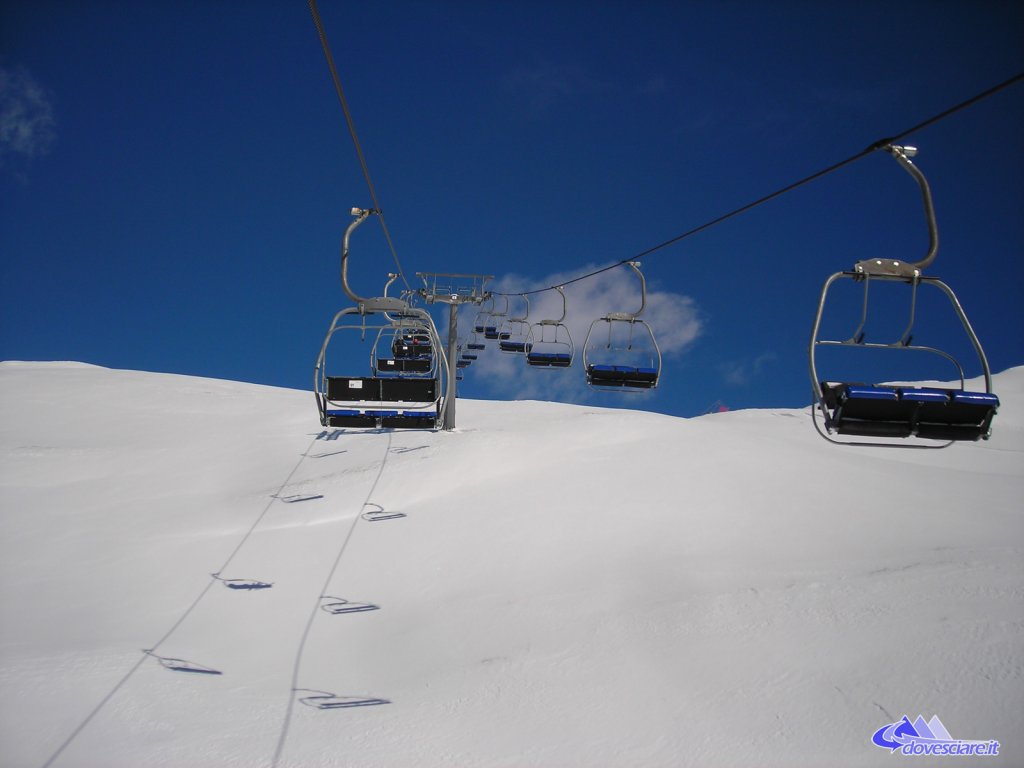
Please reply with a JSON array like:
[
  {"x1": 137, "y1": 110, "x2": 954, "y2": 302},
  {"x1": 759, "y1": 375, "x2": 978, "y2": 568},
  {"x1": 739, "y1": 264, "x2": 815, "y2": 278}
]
[
  {"x1": 493, "y1": 71, "x2": 1024, "y2": 297},
  {"x1": 308, "y1": 0, "x2": 411, "y2": 292}
]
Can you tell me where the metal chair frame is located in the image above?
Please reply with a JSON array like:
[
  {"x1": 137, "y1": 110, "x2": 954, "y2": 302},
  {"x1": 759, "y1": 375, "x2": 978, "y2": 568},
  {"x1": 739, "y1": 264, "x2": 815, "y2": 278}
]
[
  {"x1": 314, "y1": 208, "x2": 449, "y2": 429},
  {"x1": 582, "y1": 262, "x2": 662, "y2": 389},
  {"x1": 526, "y1": 286, "x2": 575, "y2": 368},
  {"x1": 808, "y1": 146, "x2": 995, "y2": 447}
]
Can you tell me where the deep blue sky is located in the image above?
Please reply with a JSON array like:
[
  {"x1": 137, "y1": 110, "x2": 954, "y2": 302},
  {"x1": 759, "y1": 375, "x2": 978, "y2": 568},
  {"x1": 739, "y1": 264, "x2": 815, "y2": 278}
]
[{"x1": 2, "y1": 1, "x2": 1022, "y2": 418}]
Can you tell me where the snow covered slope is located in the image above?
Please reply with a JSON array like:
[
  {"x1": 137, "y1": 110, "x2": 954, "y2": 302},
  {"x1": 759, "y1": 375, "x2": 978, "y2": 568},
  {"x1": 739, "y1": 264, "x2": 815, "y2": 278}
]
[{"x1": 1, "y1": 361, "x2": 1022, "y2": 768}]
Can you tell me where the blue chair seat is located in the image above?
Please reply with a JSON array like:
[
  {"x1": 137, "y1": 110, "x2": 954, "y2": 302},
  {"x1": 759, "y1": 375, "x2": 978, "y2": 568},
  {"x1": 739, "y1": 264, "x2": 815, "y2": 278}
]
[
  {"x1": 587, "y1": 364, "x2": 658, "y2": 387},
  {"x1": 527, "y1": 352, "x2": 572, "y2": 367},
  {"x1": 898, "y1": 387, "x2": 949, "y2": 403},
  {"x1": 326, "y1": 409, "x2": 360, "y2": 417},
  {"x1": 821, "y1": 382, "x2": 999, "y2": 441},
  {"x1": 952, "y1": 391, "x2": 999, "y2": 406},
  {"x1": 844, "y1": 385, "x2": 898, "y2": 401}
]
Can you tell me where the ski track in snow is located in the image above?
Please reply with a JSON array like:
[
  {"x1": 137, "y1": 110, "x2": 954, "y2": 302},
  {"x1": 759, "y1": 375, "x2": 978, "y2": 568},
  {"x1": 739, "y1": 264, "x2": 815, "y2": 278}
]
[{"x1": 1, "y1": 361, "x2": 1022, "y2": 767}]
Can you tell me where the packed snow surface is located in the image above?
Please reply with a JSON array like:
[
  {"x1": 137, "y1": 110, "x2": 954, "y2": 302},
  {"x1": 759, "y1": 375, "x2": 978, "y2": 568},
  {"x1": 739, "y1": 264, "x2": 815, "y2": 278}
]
[{"x1": 1, "y1": 361, "x2": 1022, "y2": 767}]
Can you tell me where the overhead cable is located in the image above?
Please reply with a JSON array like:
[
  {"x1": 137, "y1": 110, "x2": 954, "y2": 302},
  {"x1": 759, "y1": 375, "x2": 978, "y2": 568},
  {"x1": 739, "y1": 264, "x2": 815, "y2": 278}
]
[
  {"x1": 307, "y1": 0, "x2": 411, "y2": 291},
  {"x1": 495, "y1": 71, "x2": 1024, "y2": 297}
]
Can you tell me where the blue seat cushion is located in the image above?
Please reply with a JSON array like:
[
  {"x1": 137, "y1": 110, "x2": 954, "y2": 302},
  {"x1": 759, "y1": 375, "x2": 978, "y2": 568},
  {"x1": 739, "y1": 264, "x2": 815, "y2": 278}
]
[
  {"x1": 843, "y1": 385, "x2": 898, "y2": 401},
  {"x1": 590, "y1": 364, "x2": 656, "y2": 376},
  {"x1": 528, "y1": 352, "x2": 571, "y2": 365},
  {"x1": 952, "y1": 391, "x2": 999, "y2": 407},
  {"x1": 824, "y1": 382, "x2": 998, "y2": 440},
  {"x1": 899, "y1": 387, "x2": 949, "y2": 403},
  {"x1": 587, "y1": 364, "x2": 658, "y2": 387}
]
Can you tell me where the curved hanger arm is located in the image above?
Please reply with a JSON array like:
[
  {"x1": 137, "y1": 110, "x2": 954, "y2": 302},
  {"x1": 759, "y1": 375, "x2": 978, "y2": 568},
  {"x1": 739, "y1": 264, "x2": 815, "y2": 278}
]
[
  {"x1": 509, "y1": 294, "x2": 530, "y2": 323},
  {"x1": 854, "y1": 146, "x2": 939, "y2": 278},
  {"x1": 492, "y1": 294, "x2": 510, "y2": 318},
  {"x1": 888, "y1": 145, "x2": 938, "y2": 272},
  {"x1": 340, "y1": 207, "x2": 376, "y2": 304},
  {"x1": 628, "y1": 261, "x2": 647, "y2": 318},
  {"x1": 552, "y1": 285, "x2": 567, "y2": 323}
]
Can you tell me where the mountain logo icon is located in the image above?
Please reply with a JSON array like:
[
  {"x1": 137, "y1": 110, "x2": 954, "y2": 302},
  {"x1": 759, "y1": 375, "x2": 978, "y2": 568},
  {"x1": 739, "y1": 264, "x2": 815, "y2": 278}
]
[{"x1": 871, "y1": 714, "x2": 999, "y2": 757}]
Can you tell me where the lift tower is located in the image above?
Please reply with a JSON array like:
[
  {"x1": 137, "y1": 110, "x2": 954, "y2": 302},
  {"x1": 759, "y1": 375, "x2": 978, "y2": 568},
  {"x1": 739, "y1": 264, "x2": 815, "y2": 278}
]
[{"x1": 416, "y1": 273, "x2": 492, "y2": 430}]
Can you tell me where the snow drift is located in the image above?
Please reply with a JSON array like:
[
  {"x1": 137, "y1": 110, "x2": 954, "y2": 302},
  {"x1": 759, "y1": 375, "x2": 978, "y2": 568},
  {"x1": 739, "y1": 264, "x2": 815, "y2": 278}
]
[{"x1": 1, "y1": 361, "x2": 1022, "y2": 767}]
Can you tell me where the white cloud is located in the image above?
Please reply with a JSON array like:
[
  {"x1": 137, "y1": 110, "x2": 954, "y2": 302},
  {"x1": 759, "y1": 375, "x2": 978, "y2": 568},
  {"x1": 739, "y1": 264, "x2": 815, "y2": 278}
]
[
  {"x1": 502, "y1": 61, "x2": 671, "y2": 116},
  {"x1": 0, "y1": 67, "x2": 56, "y2": 159},
  {"x1": 719, "y1": 351, "x2": 777, "y2": 387},
  {"x1": 502, "y1": 60, "x2": 611, "y2": 115},
  {"x1": 462, "y1": 263, "x2": 701, "y2": 402}
]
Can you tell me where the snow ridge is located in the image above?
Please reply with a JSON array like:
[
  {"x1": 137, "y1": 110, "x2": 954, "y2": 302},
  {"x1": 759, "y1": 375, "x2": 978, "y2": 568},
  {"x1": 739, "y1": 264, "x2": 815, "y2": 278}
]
[{"x1": 1, "y1": 363, "x2": 1022, "y2": 767}]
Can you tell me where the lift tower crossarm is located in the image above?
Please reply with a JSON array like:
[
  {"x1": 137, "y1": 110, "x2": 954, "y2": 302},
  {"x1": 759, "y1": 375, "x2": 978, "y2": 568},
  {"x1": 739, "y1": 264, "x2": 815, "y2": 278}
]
[{"x1": 415, "y1": 272, "x2": 493, "y2": 430}]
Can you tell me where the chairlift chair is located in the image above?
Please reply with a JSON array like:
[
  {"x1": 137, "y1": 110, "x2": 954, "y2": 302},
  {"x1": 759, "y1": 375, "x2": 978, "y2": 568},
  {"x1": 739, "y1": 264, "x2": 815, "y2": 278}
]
[
  {"x1": 583, "y1": 263, "x2": 662, "y2": 388},
  {"x1": 472, "y1": 297, "x2": 494, "y2": 335},
  {"x1": 498, "y1": 294, "x2": 533, "y2": 353},
  {"x1": 526, "y1": 285, "x2": 574, "y2": 368},
  {"x1": 809, "y1": 145, "x2": 998, "y2": 447},
  {"x1": 371, "y1": 320, "x2": 436, "y2": 376},
  {"x1": 483, "y1": 295, "x2": 509, "y2": 340},
  {"x1": 314, "y1": 208, "x2": 449, "y2": 430},
  {"x1": 466, "y1": 330, "x2": 487, "y2": 352}
]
